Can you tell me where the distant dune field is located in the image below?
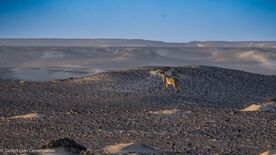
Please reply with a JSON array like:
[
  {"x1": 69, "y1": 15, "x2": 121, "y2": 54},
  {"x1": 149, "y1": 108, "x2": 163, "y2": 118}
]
[{"x1": 0, "y1": 39, "x2": 276, "y2": 81}]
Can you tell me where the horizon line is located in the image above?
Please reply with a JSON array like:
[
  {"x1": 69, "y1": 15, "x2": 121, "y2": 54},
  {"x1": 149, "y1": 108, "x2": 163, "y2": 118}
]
[{"x1": 0, "y1": 37, "x2": 276, "y2": 44}]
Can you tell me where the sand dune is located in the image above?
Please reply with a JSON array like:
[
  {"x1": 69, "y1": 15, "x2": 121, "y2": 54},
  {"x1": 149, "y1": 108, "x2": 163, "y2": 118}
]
[
  {"x1": 260, "y1": 149, "x2": 276, "y2": 155},
  {"x1": 41, "y1": 51, "x2": 65, "y2": 59},
  {"x1": 149, "y1": 109, "x2": 179, "y2": 115},
  {"x1": 241, "y1": 101, "x2": 276, "y2": 112},
  {"x1": 237, "y1": 51, "x2": 274, "y2": 68},
  {"x1": 9, "y1": 113, "x2": 45, "y2": 120}
]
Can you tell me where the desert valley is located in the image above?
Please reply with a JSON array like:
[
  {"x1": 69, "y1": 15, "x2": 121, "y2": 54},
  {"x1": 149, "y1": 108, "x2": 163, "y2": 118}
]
[{"x1": 0, "y1": 39, "x2": 275, "y2": 154}]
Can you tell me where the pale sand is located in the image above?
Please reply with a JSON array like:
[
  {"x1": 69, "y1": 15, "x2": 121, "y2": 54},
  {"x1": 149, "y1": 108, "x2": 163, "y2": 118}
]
[
  {"x1": 240, "y1": 102, "x2": 276, "y2": 112},
  {"x1": 102, "y1": 143, "x2": 158, "y2": 154},
  {"x1": 9, "y1": 113, "x2": 45, "y2": 119},
  {"x1": 149, "y1": 69, "x2": 160, "y2": 76},
  {"x1": 259, "y1": 149, "x2": 276, "y2": 155},
  {"x1": 149, "y1": 109, "x2": 179, "y2": 115}
]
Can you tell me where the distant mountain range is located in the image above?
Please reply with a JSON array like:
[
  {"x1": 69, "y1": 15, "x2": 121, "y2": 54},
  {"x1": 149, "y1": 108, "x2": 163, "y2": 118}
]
[{"x1": 0, "y1": 38, "x2": 276, "y2": 48}]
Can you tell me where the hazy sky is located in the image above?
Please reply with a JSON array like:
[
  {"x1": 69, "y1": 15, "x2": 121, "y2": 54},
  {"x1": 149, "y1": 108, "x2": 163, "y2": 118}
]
[{"x1": 0, "y1": 0, "x2": 276, "y2": 42}]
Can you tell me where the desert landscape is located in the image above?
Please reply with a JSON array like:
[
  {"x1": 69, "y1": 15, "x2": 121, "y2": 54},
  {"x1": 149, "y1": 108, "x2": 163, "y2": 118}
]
[
  {"x1": 0, "y1": 39, "x2": 275, "y2": 154},
  {"x1": 1, "y1": 39, "x2": 276, "y2": 82}
]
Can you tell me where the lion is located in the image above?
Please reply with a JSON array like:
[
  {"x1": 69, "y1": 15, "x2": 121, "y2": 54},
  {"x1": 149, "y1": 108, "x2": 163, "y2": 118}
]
[{"x1": 159, "y1": 70, "x2": 179, "y2": 93}]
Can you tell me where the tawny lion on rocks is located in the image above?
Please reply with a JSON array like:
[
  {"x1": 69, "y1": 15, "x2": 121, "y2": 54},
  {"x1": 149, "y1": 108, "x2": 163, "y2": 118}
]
[{"x1": 159, "y1": 70, "x2": 179, "y2": 93}]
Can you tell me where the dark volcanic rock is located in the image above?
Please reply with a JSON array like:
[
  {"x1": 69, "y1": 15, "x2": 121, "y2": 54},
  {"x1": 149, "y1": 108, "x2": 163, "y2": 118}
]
[
  {"x1": 41, "y1": 137, "x2": 87, "y2": 153},
  {"x1": 71, "y1": 65, "x2": 276, "y2": 108},
  {"x1": 0, "y1": 65, "x2": 275, "y2": 155}
]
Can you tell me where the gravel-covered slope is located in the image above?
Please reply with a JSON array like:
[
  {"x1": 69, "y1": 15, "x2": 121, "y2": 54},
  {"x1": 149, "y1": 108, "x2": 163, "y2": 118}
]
[
  {"x1": 0, "y1": 65, "x2": 275, "y2": 154},
  {"x1": 72, "y1": 65, "x2": 276, "y2": 108}
]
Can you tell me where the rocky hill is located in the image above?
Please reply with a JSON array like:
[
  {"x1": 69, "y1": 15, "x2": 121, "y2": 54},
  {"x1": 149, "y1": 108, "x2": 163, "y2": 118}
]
[
  {"x1": 0, "y1": 65, "x2": 275, "y2": 154},
  {"x1": 70, "y1": 65, "x2": 276, "y2": 108}
]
